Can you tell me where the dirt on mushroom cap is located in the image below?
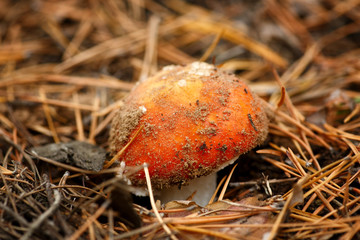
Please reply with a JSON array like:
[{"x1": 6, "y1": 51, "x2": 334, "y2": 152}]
[{"x1": 109, "y1": 62, "x2": 268, "y2": 189}]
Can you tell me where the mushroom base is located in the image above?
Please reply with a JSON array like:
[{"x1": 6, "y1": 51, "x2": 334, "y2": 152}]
[
  {"x1": 129, "y1": 155, "x2": 241, "y2": 206},
  {"x1": 156, "y1": 173, "x2": 217, "y2": 207}
]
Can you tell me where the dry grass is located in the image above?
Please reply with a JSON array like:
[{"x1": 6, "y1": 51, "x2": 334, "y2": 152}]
[{"x1": 0, "y1": 0, "x2": 359, "y2": 239}]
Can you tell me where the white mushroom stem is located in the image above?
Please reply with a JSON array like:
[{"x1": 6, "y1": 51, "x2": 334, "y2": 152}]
[
  {"x1": 130, "y1": 156, "x2": 239, "y2": 206},
  {"x1": 156, "y1": 173, "x2": 217, "y2": 207},
  {"x1": 156, "y1": 155, "x2": 240, "y2": 207}
]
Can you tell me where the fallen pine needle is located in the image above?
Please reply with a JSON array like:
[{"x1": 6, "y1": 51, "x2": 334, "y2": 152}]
[
  {"x1": 218, "y1": 163, "x2": 238, "y2": 201},
  {"x1": 266, "y1": 175, "x2": 309, "y2": 240},
  {"x1": 143, "y1": 163, "x2": 178, "y2": 240},
  {"x1": 103, "y1": 125, "x2": 144, "y2": 169},
  {"x1": 173, "y1": 225, "x2": 238, "y2": 240}
]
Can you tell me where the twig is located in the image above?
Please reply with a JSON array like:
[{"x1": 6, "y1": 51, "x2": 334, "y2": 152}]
[
  {"x1": 229, "y1": 177, "x2": 297, "y2": 187},
  {"x1": 67, "y1": 200, "x2": 111, "y2": 240},
  {"x1": 45, "y1": 173, "x2": 73, "y2": 237},
  {"x1": 0, "y1": 202, "x2": 29, "y2": 227},
  {"x1": 20, "y1": 185, "x2": 61, "y2": 240},
  {"x1": 0, "y1": 132, "x2": 41, "y2": 183}
]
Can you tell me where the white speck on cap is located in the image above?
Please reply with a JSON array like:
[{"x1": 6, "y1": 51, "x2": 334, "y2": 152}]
[
  {"x1": 162, "y1": 65, "x2": 177, "y2": 71},
  {"x1": 139, "y1": 105, "x2": 147, "y2": 113},
  {"x1": 177, "y1": 79, "x2": 187, "y2": 87},
  {"x1": 188, "y1": 62, "x2": 214, "y2": 77}
]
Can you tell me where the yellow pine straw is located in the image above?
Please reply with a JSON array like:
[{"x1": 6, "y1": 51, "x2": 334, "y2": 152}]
[
  {"x1": 340, "y1": 218, "x2": 360, "y2": 240},
  {"x1": 93, "y1": 109, "x2": 117, "y2": 137},
  {"x1": 0, "y1": 113, "x2": 14, "y2": 129},
  {"x1": 55, "y1": 28, "x2": 147, "y2": 72},
  {"x1": 199, "y1": 29, "x2": 224, "y2": 62},
  {"x1": 173, "y1": 225, "x2": 237, "y2": 240},
  {"x1": 319, "y1": 196, "x2": 360, "y2": 221},
  {"x1": 267, "y1": 175, "x2": 310, "y2": 240},
  {"x1": 103, "y1": 125, "x2": 144, "y2": 169},
  {"x1": 63, "y1": 14, "x2": 92, "y2": 60},
  {"x1": 195, "y1": 215, "x2": 360, "y2": 229},
  {"x1": 193, "y1": 219, "x2": 353, "y2": 239},
  {"x1": 182, "y1": 19, "x2": 288, "y2": 68},
  {"x1": 302, "y1": 192, "x2": 317, "y2": 212},
  {"x1": 218, "y1": 163, "x2": 238, "y2": 201},
  {"x1": 220, "y1": 59, "x2": 263, "y2": 72},
  {"x1": 88, "y1": 94, "x2": 100, "y2": 144},
  {"x1": 170, "y1": 214, "x2": 254, "y2": 225},
  {"x1": 22, "y1": 95, "x2": 96, "y2": 111},
  {"x1": 55, "y1": 19, "x2": 183, "y2": 72},
  {"x1": 280, "y1": 44, "x2": 319, "y2": 84},
  {"x1": 0, "y1": 73, "x2": 134, "y2": 90},
  {"x1": 282, "y1": 155, "x2": 358, "y2": 200},
  {"x1": 73, "y1": 93, "x2": 85, "y2": 141},
  {"x1": 39, "y1": 88, "x2": 60, "y2": 143},
  {"x1": 286, "y1": 148, "x2": 307, "y2": 176},
  {"x1": 272, "y1": 68, "x2": 303, "y2": 122},
  {"x1": 291, "y1": 207, "x2": 350, "y2": 238},
  {"x1": 342, "y1": 172, "x2": 350, "y2": 216},
  {"x1": 284, "y1": 223, "x2": 350, "y2": 234},
  {"x1": 344, "y1": 103, "x2": 360, "y2": 123},
  {"x1": 143, "y1": 163, "x2": 178, "y2": 240},
  {"x1": 262, "y1": 157, "x2": 301, "y2": 178},
  {"x1": 289, "y1": 154, "x2": 347, "y2": 184},
  {"x1": 208, "y1": 175, "x2": 227, "y2": 205},
  {"x1": 278, "y1": 156, "x2": 359, "y2": 223},
  {"x1": 300, "y1": 229, "x2": 351, "y2": 239},
  {"x1": 302, "y1": 158, "x2": 358, "y2": 200},
  {"x1": 264, "y1": 100, "x2": 331, "y2": 149},
  {"x1": 270, "y1": 123, "x2": 319, "y2": 169},
  {"x1": 342, "y1": 137, "x2": 359, "y2": 155},
  {"x1": 94, "y1": 100, "x2": 124, "y2": 117},
  {"x1": 264, "y1": 144, "x2": 356, "y2": 200},
  {"x1": 324, "y1": 123, "x2": 360, "y2": 142},
  {"x1": 292, "y1": 207, "x2": 346, "y2": 238},
  {"x1": 256, "y1": 148, "x2": 283, "y2": 157},
  {"x1": 0, "y1": 165, "x2": 13, "y2": 175},
  {"x1": 138, "y1": 16, "x2": 160, "y2": 82},
  {"x1": 281, "y1": 160, "x2": 353, "y2": 211},
  {"x1": 292, "y1": 138, "x2": 310, "y2": 165},
  {"x1": 42, "y1": 17, "x2": 69, "y2": 50}
]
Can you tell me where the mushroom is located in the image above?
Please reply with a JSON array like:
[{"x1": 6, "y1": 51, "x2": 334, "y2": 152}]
[{"x1": 109, "y1": 62, "x2": 268, "y2": 206}]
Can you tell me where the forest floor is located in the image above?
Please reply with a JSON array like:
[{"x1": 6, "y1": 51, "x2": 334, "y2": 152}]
[{"x1": 0, "y1": 0, "x2": 359, "y2": 239}]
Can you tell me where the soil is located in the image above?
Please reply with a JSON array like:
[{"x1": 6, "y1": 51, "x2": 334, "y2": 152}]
[{"x1": 0, "y1": 0, "x2": 359, "y2": 239}]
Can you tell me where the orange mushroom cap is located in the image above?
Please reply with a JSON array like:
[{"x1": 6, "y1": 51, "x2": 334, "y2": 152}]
[{"x1": 109, "y1": 62, "x2": 268, "y2": 189}]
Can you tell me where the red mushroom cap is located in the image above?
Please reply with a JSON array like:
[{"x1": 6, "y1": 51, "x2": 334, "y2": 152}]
[{"x1": 109, "y1": 62, "x2": 268, "y2": 189}]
